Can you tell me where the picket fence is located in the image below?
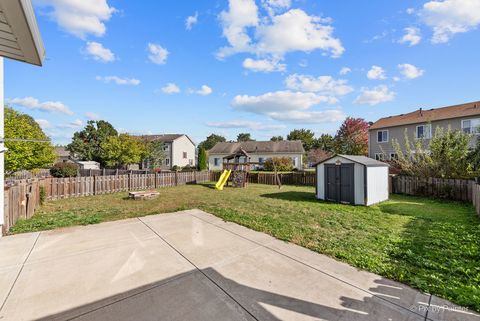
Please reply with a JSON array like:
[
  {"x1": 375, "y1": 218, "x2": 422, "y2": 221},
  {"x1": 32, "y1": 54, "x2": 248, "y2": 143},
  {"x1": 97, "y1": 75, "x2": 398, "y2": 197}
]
[{"x1": 209, "y1": 171, "x2": 316, "y2": 186}]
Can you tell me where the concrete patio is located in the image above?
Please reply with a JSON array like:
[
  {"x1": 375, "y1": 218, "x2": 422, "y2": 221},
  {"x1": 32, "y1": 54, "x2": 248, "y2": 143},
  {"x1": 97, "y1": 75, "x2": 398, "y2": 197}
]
[{"x1": 0, "y1": 209, "x2": 478, "y2": 321}]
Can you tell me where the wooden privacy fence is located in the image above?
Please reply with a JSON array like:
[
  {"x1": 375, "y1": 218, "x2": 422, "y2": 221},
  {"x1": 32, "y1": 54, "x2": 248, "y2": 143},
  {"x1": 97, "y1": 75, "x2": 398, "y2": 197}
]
[
  {"x1": 3, "y1": 171, "x2": 210, "y2": 234},
  {"x1": 391, "y1": 175, "x2": 474, "y2": 202},
  {"x1": 208, "y1": 171, "x2": 316, "y2": 186},
  {"x1": 472, "y1": 184, "x2": 480, "y2": 217}
]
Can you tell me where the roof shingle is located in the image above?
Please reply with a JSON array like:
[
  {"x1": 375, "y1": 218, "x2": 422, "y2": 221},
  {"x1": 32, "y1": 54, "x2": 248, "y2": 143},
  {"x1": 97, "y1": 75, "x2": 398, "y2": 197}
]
[{"x1": 370, "y1": 101, "x2": 480, "y2": 130}]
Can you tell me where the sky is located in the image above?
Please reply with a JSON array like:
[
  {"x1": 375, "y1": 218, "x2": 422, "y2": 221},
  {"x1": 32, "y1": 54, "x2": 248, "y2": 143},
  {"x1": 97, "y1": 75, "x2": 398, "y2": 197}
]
[{"x1": 5, "y1": 0, "x2": 480, "y2": 145}]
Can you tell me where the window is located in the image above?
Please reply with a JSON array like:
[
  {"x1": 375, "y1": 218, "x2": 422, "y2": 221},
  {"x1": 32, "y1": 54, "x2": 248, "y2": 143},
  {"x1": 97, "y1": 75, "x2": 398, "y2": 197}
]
[
  {"x1": 416, "y1": 124, "x2": 432, "y2": 139},
  {"x1": 258, "y1": 157, "x2": 264, "y2": 164},
  {"x1": 214, "y1": 158, "x2": 220, "y2": 166},
  {"x1": 375, "y1": 153, "x2": 386, "y2": 161},
  {"x1": 462, "y1": 118, "x2": 480, "y2": 134},
  {"x1": 165, "y1": 158, "x2": 170, "y2": 166},
  {"x1": 377, "y1": 130, "x2": 389, "y2": 143},
  {"x1": 390, "y1": 153, "x2": 398, "y2": 160},
  {"x1": 291, "y1": 157, "x2": 298, "y2": 167},
  {"x1": 163, "y1": 145, "x2": 169, "y2": 151},
  {"x1": 189, "y1": 159, "x2": 193, "y2": 166},
  {"x1": 183, "y1": 152, "x2": 187, "y2": 159}
]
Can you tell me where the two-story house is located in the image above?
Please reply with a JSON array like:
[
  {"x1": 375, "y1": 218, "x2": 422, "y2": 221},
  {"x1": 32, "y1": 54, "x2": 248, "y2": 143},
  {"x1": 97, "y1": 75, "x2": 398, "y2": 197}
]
[
  {"x1": 208, "y1": 140, "x2": 305, "y2": 170},
  {"x1": 139, "y1": 134, "x2": 196, "y2": 170},
  {"x1": 369, "y1": 101, "x2": 480, "y2": 160}
]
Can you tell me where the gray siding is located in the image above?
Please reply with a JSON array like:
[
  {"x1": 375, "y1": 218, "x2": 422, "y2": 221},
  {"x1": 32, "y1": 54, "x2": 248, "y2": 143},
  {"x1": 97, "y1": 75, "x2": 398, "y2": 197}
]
[{"x1": 369, "y1": 116, "x2": 479, "y2": 159}]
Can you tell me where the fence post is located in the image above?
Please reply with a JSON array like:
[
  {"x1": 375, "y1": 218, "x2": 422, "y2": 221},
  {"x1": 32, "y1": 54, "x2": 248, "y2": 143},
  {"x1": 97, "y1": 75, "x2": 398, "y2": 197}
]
[
  {"x1": 93, "y1": 175, "x2": 96, "y2": 195},
  {"x1": 175, "y1": 171, "x2": 178, "y2": 186},
  {"x1": 128, "y1": 171, "x2": 131, "y2": 191}
]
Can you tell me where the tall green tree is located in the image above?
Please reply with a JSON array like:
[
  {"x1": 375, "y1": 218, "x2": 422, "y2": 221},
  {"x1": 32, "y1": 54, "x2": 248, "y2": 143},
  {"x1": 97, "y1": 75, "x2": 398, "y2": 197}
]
[
  {"x1": 334, "y1": 117, "x2": 369, "y2": 155},
  {"x1": 198, "y1": 134, "x2": 226, "y2": 151},
  {"x1": 314, "y1": 134, "x2": 335, "y2": 152},
  {"x1": 287, "y1": 129, "x2": 315, "y2": 151},
  {"x1": 237, "y1": 133, "x2": 254, "y2": 142},
  {"x1": 101, "y1": 134, "x2": 145, "y2": 169},
  {"x1": 4, "y1": 107, "x2": 56, "y2": 173},
  {"x1": 67, "y1": 120, "x2": 118, "y2": 166},
  {"x1": 270, "y1": 135, "x2": 283, "y2": 141},
  {"x1": 143, "y1": 139, "x2": 166, "y2": 169},
  {"x1": 198, "y1": 147, "x2": 208, "y2": 170}
]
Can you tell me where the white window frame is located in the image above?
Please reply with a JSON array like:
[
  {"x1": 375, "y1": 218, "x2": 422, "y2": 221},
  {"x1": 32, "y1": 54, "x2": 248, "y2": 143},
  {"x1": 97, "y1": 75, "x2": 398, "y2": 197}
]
[
  {"x1": 258, "y1": 157, "x2": 264, "y2": 164},
  {"x1": 462, "y1": 118, "x2": 480, "y2": 135},
  {"x1": 375, "y1": 153, "x2": 386, "y2": 161},
  {"x1": 214, "y1": 158, "x2": 220, "y2": 166},
  {"x1": 416, "y1": 124, "x2": 432, "y2": 139},
  {"x1": 165, "y1": 158, "x2": 170, "y2": 166},
  {"x1": 389, "y1": 153, "x2": 398, "y2": 160},
  {"x1": 376, "y1": 130, "x2": 389, "y2": 143}
]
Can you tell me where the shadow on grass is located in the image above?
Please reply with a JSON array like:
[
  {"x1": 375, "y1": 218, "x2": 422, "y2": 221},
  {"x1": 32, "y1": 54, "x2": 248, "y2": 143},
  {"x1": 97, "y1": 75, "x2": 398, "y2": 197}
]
[{"x1": 260, "y1": 191, "x2": 319, "y2": 203}]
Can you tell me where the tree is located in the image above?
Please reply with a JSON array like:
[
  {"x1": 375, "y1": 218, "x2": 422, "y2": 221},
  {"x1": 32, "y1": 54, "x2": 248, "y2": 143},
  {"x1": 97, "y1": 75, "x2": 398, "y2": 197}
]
[
  {"x1": 4, "y1": 107, "x2": 56, "y2": 173},
  {"x1": 142, "y1": 139, "x2": 165, "y2": 170},
  {"x1": 392, "y1": 127, "x2": 474, "y2": 178},
  {"x1": 287, "y1": 129, "x2": 315, "y2": 151},
  {"x1": 263, "y1": 157, "x2": 293, "y2": 172},
  {"x1": 237, "y1": 133, "x2": 254, "y2": 142},
  {"x1": 307, "y1": 149, "x2": 333, "y2": 165},
  {"x1": 198, "y1": 134, "x2": 226, "y2": 151},
  {"x1": 314, "y1": 134, "x2": 334, "y2": 152},
  {"x1": 50, "y1": 162, "x2": 78, "y2": 178},
  {"x1": 101, "y1": 134, "x2": 145, "y2": 169},
  {"x1": 334, "y1": 117, "x2": 369, "y2": 155},
  {"x1": 270, "y1": 135, "x2": 283, "y2": 141},
  {"x1": 198, "y1": 147, "x2": 208, "y2": 170},
  {"x1": 67, "y1": 120, "x2": 118, "y2": 166}
]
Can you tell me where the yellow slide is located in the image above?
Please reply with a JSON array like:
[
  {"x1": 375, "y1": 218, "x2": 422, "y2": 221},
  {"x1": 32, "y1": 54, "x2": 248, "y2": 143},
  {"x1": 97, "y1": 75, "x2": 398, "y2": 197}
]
[{"x1": 215, "y1": 170, "x2": 231, "y2": 190}]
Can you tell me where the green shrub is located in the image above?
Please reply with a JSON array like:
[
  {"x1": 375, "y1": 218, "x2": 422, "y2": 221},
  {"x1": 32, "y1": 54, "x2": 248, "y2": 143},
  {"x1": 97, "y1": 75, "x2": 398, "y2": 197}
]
[
  {"x1": 50, "y1": 162, "x2": 79, "y2": 178},
  {"x1": 39, "y1": 186, "x2": 46, "y2": 205},
  {"x1": 263, "y1": 157, "x2": 293, "y2": 172}
]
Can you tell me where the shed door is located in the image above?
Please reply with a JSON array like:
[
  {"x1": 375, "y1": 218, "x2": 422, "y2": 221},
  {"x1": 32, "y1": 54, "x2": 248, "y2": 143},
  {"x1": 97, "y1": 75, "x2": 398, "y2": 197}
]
[{"x1": 324, "y1": 164, "x2": 355, "y2": 204}]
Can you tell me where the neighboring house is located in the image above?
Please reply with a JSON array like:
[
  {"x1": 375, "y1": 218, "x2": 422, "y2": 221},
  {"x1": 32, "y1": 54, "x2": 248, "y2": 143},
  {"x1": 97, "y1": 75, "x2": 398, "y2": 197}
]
[
  {"x1": 369, "y1": 101, "x2": 480, "y2": 160},
  {"x1": 208, "y1": 141, "x2": 305, "y2": 170},
  {"x1": 139, "y1": 134, "x2": 196, "y2": 170},
  {"x1": 55, "y1": 146, "x2": 74, "y2": 163},
  {"x1": 75, "y1": 161, "x2": 100, "y2": 170}
]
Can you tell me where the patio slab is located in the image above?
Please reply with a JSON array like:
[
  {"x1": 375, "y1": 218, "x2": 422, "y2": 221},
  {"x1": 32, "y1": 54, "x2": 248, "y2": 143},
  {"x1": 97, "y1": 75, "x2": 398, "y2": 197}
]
[{"x1": 0, "y1": 209, "x2": 478, "y2": 321}]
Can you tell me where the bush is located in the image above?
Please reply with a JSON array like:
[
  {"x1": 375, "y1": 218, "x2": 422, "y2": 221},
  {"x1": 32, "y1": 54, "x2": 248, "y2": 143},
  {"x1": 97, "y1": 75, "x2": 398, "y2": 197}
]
[
  {"x1": 50, "y1": 162, "x2": 79, "y2": 178},
  {"x1": 39, "y1": 186, "x2": 46, "y2": 205},
  {"x1": 263, "y1": 157, "x2": 294, "y2": 172},
  {"x1": 181, "y1": 165, "x2": 194, "y2": 172},
  {"x1": 172, "y1": 165, "x2": 182, "y2": 172}
]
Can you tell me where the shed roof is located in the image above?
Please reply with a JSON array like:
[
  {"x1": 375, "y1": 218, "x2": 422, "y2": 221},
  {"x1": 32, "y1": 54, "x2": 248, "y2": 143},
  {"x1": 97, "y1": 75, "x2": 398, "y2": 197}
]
[
  {"x1": 0, "y1": 0, "x2": 44, "y2": 66},
  {"x1": 209, "y1": 140, "x2": 305, "y2": 154},
  {"x1": 370, "y1": 101, "x2": 480, "y2": 130},
  {"x1": 138, "y1": 134, "x2": 195, "y2": 145},
  {"x1": 317, "y1": 154, "x2": 389, "y2": 167}
]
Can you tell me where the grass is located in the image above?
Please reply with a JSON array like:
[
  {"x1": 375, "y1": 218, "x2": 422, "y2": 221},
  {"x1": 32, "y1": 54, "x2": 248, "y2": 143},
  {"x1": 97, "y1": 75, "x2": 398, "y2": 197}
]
[{"x1": 10, "y1": 183, "x2": 480, "y2": 311}]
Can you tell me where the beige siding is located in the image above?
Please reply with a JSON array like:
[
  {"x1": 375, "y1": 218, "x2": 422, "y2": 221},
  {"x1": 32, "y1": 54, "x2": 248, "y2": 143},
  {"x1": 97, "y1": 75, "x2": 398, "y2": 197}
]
[
  {"x1": 208, "y1": 153, "x2": 304, "y2": 170},
  {"x1": 369, "y1": 116, "x2": 479, "y2": 159},
  {"x1": 171, "y1": 136, "x2": 196, "y2": 168}
]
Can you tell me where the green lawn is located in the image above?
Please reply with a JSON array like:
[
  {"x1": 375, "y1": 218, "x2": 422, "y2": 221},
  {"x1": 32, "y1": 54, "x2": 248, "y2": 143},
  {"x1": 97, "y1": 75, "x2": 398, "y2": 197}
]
[{"x1": 10, "y1": 183, "x2": 480, "y2": 311}]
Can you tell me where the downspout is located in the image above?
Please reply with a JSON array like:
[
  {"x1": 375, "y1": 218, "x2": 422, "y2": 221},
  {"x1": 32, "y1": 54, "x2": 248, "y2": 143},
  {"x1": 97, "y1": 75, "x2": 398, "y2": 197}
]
[{"x1": 364, "y1": 165, "x2": 368, "y2": 206}]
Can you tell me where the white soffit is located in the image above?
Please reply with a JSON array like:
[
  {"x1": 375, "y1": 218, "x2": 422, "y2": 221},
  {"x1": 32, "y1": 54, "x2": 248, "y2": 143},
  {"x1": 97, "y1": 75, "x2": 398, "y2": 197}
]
[{"x1": 0, "y1": 0, "x2": 44, "y2": 66}]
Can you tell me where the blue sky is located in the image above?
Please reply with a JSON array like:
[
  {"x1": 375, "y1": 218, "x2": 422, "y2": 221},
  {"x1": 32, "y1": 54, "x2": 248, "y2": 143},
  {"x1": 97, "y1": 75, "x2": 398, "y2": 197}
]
[{"x1": 5, "y1": 0, "x2": 480, "y2": 145}]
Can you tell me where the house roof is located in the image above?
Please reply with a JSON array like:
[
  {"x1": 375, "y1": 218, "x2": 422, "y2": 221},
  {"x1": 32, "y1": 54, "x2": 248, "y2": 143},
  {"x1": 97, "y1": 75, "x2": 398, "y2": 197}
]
[
  {"x1": 0, "y1": 0, "x2": 44, "y2": 66},
  {"x1": 138, "y1": 134, "x2": 195, "y2": 145},
  {"x1": 316, "y1": 154, "x2": 389, "y2": 167},
  {"x1": 370, "y1": 101, "x2": 480, "y2": 130},
  {"x1": 55, "y1": 146, "x2": 69, "y2": 157},
  {"x1": 209, "y1": 140, "x2": 305, "y2": 154}
]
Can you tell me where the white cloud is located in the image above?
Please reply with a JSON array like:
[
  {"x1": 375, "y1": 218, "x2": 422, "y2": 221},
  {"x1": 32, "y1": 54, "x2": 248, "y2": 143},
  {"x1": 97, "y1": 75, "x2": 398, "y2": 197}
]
[
  {"x1": 398, "y1": 63, "x2": 425, "y2": 79},
  {"x1": 84, "y1": 41, "x2": 115, "y2": 62},
  {"x1": 218, "y1": 1, "x2": 344, "y2": 59},
  {"x1": 354, "y1": 85, "x2": 395, "y2": 106},
  {"x1": 57, "y1": 119, "x2": 84, "y2": 129},
  {"x1": 206, "y1": 120, "x2": 286, "y2": 131},
  {"x1": 7, "y1": 97, "x2": 73, "y2": 115},
  {"x1": 35, "y1": 119, "x2": 51, "y2": 129},
  {"x1": 96, "y1": 76, "x2": 140, "y2": 85},
  {"x1": 262, "y1": 0, "x2": 291, "y2": 15},
  {"x1": 85, "y1": 112, "x2": 100, "y2": 120},
  {"x1": 242, "y1": 57, "x2": 286, "y2": 72},
  {"x1": 231, "y1": 90, "x2": 343, "y2": 123},
  {"x1": 367, "y1": 65, "x2": 387, "y2": 80},
  {"x1": 284, "y1": 74, "x2": 353, "y2": 96},
  {"x1": 399, "y1": 27, "x2": 422, "y2": 46},
  {"x1": 195, "y1": 85, "x2": 213, "y2": 96},
  {"x1": 421, "y1": 0, "x2": 480, "y2": 43},
  {"x1": 339, "y1": 67, "x2": 351, "y2": 75},
  {"x1": 161, "y1": 83, "x2": 181, "y2": 94},
  {"x1": 147, "y1": 43, "x2": 169, "y2": 65},
  {"x1": 35, "y1": 0, "x2": 116, "y2": 39},
  {"x1": 406, "y1": 8, "x2": 416, "y2": 14},
  {"x1": 185, "y1": 12, "x2": 198, "y2": 30}
]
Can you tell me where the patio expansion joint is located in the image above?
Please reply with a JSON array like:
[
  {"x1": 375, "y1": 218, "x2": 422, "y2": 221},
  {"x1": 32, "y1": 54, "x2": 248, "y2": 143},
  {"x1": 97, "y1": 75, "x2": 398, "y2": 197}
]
[
  {"x1": 424, "y1": 294, "x2": 433, "y2": 321},
  {"x1": 136, "y1": 217, "x2": 261, "y2": 321},
  {"x1": 0, "y1": 232, "x2": 41, "y2": 313},
  {"x1": 190, "y1": 212, "x2": 431, "y2": 321}
]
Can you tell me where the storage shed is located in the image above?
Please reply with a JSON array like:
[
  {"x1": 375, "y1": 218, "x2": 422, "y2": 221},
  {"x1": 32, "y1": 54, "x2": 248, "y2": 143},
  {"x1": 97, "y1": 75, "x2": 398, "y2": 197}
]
[{"x1": 315, "y1": 155, "x2": 389, "y2": 206}]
